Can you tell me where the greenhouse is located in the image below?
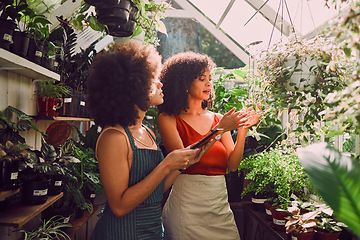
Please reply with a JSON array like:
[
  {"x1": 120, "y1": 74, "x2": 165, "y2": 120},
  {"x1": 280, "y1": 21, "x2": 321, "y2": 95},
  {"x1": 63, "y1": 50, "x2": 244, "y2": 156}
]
[{"x1": 0, "y1": 0, "x2": 359, "y2": 240}]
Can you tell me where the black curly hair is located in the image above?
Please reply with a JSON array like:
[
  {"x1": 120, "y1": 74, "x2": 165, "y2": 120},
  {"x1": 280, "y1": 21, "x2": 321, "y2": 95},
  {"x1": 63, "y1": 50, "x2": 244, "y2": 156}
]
[
  {"x1": 157, "y1": 51, "x2": 216, "y2": 115},
  {"x1": 87, "y1": 41, "x2": 162, "y2": 128}
]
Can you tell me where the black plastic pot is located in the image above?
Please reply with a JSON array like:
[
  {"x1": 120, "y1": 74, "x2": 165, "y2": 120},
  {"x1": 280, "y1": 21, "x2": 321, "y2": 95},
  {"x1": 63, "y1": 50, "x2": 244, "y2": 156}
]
[
  {"x1": 10, "y1": 31, "x2": 31, "y2": 57},
  {"x1": 27, "y1": 38, "x2": 45, "y2": 65},
  {"x1": 78, "y1": 93, "x2": 87, "y2": 118},
  {"x1": 47, "y1": 174, "x2": 63, "y2": 196},
  {"x1": 0, "y1": 158, "x2": 20, "y2": 190},
  {"x1": 22, "y1": 179, "x2": 49, "y2": 205},
  {"x1": 105, "y1": 3, "x2": 139, "y2": 37},
  {"x1": 0, "y1": 18, "x2": 16, "y2": 50},
  {"x1": 96, "y1": 0, "x2": 132, "y2": 25}
]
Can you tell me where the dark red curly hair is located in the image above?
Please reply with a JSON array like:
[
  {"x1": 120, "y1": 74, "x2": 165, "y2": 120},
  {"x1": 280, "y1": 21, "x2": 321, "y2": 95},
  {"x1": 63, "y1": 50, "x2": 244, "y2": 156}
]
[{"x1": 87, "y1": 41, "x2": 162, "y2": 127}]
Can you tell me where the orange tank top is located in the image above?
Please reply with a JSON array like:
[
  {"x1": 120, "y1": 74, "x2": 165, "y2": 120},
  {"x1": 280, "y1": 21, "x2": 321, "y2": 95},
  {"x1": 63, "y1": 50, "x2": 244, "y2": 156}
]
[{"x1": 175, "y1": 115, "x2": 228, "y2": 175}]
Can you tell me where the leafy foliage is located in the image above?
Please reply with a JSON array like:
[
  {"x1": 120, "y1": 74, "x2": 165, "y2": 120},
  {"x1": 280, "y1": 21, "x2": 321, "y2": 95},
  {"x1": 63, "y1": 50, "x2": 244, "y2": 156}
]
[
  {"x1": 239, "y1": 145, "x2": 315, "y2": 209},
  {"x1": 20, "y1": 215, "x2": 71, "y2": 240},
  {"x1": 254, "y1": 35, "x2": 352, "y2": 137},
  {"x1": 297, "y1": 142, "x2": 360, "y2": 236},
  {"x1": 35, "y1": 79, "x2": 71, "y2": 99},
  {"x1": 0, "y1": 106, "x2": 43, "y2": 145}
]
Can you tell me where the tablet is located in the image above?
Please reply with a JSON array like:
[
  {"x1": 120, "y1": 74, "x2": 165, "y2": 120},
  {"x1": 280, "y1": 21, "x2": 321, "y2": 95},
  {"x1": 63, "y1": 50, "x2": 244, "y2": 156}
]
[{"x1": 190, "y1": 129, "x2": 221, "y2": 149}]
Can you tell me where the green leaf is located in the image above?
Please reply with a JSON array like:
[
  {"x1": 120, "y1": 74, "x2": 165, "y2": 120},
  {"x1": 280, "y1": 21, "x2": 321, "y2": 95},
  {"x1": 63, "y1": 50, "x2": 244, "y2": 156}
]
[{"x1": 297, "y1": 143, "x2": 360, "y2": 236}]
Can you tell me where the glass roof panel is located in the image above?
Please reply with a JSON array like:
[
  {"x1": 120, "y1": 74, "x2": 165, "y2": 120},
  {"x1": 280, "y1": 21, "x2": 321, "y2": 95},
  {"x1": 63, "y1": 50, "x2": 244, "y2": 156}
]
[
  {"x1": 260, "y1": 0, "x2": 341, "y2": 36},
  {"x1": 219, "y1": 0, "x2": 283, "y2": 55},
  {"x1": 189, "y1": 0, "x2": 231, "y2": 24}
]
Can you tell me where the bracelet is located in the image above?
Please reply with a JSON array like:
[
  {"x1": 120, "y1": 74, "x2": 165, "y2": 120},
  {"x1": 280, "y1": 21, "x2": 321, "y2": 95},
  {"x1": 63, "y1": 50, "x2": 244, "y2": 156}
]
[{"x1": 211, "y1": 128, "x2": 222, "y2": 140}]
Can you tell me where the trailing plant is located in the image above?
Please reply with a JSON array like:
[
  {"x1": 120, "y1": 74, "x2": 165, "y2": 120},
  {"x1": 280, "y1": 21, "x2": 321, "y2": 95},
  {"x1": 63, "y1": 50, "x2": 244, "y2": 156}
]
[
  {"x1": 297, "y1": 142, "x2": 360, "y2": 236},
  {"x1": 320, "y1": 0, "x2": 360, "y2": 135},
  {"x1": 254, "y1": 34, "x2": 352, "y2": 137},
  {"x1": 19, "y1": 215, "x2": 71, "y2": 240}
]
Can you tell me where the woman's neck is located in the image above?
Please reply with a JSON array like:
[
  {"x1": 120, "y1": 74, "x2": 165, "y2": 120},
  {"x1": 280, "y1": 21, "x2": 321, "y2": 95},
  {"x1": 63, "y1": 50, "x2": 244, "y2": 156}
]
[{"x1": 183, "y1": 98, "x2": 206, "y2": 116}]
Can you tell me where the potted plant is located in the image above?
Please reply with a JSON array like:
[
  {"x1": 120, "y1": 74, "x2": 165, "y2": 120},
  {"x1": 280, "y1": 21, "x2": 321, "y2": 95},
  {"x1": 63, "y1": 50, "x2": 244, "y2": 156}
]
[
  {"x1": 0, "y1": 105, "x2": 44, "y2": 145},
  {"x1": 19, "y1": 215, "x2": 71, "y2": 240},
  {"x1": 254, "y1": 35, "x2": 352, "y2": 137},
  {"x1": 0, "y1": 141, "x2": 29, "y2": 190},
  {"x1": 315, "y1": 211, "x2": 347, "y2": 240},
  {"x1": 0, "y1": 0, "x2": 27, "y2": 50},
  {"x1": 297, "y1": 142, "x2": 359, "y2": 237},
  {"x1": 34, "y1": 79, "x2": 71, "y2": 117},
  {"x1": 285, "y1": 206, "x2": 320, "y2": 240},
  {"x1": 239, "y1": 145, "x2": 315, "y2": 230}
]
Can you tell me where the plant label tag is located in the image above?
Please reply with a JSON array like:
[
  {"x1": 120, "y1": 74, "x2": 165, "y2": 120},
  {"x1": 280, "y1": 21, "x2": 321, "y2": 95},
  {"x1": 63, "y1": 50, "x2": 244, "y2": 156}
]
[
  {"x1": 90, "y1": 194, "x2": 96, "y2": 198},
  {"x1": 265, "y1": 209, "x2": 272, "y2": 215},
  {"x1": 54, "y1": 181, "x2": 62, "y2": 186},
  {"x1": 64, "y1": 98, "x2": 72, "y2": 103},
  {"x1": 3, "y1": 34, "x2": 13, "y2": 43},
  {"x1": 10, "y1": 172, "x2": 18, "y2": 180},
  {"x1": 33, "y1": 189, "x2": 48, "y2": 196},
  {"x1": 35, "y1": 51, "x2": 43, "y2": 57},
  {"x1": 80, "y1": 101, "x2": 85, "y2": 106},
  {"x1": 273, "y1": 219, "x2": 285, "y2": 225},
  {"x1": 291, "y1": 236, "x2": 298, "y2": 240}
]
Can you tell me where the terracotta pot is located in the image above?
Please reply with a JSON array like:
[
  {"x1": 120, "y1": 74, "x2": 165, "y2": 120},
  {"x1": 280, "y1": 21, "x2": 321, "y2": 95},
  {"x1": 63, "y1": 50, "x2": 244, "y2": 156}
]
[
  {"x1": 37, "y1": 97, "x2": 63, "y2": 117},
  {"x1": 264, "y1": 200, "x2": 276, "y2": 220},
  {"x1": 271, "y1": 208, "x2": 290, "y2": 231},
  {"x1": 291, "y1": 232, "x2": 315, "y2": 240},
  {"x1": 315, "y1": 231, "x2": 341, "y2": 240}
]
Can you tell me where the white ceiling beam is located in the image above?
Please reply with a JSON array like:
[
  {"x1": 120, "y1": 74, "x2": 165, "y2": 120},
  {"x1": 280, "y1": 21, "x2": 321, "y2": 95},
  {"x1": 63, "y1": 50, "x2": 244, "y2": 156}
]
[
  {"x1": 244, "y1": 0, "x2": 293, "y2": 36},
  {"x1": 170, "y1": 0, "x2": 249, "y2": 63},
  {"x1": 216, "y1": 0, "x2": 236, "y2": 29}
]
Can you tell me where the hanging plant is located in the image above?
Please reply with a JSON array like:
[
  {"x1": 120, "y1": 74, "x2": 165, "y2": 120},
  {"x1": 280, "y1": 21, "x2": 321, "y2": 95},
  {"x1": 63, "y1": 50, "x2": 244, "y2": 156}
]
[{"x1": 254, "y1": 35, "x2": 353, "y2": 137}]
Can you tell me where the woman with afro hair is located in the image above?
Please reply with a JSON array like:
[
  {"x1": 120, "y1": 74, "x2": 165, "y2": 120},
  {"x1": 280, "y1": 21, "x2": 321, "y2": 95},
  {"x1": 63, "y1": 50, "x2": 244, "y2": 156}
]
[
  {"x1": 157, "y1": 51, "x2": 260, "y2": 240},
  {"x1": 88, "y1": 41, "x2": 200, "y2": 240}
]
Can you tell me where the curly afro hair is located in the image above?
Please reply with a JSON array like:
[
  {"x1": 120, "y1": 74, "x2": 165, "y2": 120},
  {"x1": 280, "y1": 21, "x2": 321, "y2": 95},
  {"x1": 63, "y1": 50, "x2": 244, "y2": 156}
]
[
  {"x1": 87, "y1": 41, "x2": 162, "y2": 128},
  {"x1": 157, "y1": 51, "x2": 216, "y2": 116}
]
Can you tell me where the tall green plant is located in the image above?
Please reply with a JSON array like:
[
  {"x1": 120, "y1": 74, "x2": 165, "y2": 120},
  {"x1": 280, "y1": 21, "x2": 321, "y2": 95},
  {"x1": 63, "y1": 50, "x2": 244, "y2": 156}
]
[{"x1": 297, "y1": 142, "x2": 360, "y2": 236}]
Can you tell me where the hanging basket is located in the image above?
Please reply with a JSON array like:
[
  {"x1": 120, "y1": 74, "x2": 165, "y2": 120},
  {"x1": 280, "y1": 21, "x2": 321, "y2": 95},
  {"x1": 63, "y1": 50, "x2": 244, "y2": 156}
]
[{"x1": 283, "y1": 56, "x2": 318, "y2": 91}]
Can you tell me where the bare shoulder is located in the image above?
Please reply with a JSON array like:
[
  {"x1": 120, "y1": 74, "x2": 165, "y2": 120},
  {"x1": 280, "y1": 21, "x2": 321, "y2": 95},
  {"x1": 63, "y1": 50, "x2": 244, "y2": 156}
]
[
  {"x1": 97, "y1": 127, "x2": 129, "y2": 155},
  {"x1": 158, "y1": 113, "x2": 176, "y2": 123}
]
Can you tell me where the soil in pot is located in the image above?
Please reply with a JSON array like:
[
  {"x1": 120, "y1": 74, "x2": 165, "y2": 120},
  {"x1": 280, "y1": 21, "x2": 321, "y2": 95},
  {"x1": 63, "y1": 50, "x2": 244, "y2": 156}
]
[{"x1": 270, "y1": 208, "x2": 290, "y2": 231}]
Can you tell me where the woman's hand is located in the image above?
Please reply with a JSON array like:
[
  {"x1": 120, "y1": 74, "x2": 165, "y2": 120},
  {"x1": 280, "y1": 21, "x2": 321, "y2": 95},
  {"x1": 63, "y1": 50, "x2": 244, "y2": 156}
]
[
  {"x1": 215, "y1": 107, "x2": 249, "y2": 132},
  {"x1": 164, "y1": 148, "x2": 199, "y2": 172},
  {"x1": 242, "y1": 104, "x2": 261, "y2": 128}
]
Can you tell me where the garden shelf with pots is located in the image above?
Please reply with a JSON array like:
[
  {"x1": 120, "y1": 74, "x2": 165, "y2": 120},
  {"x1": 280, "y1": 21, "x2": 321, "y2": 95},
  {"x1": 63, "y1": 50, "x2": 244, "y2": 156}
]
[
  {"x1": 0, "y1": 48, "x2": 59, "y2": 81},
  {"x1": 0, "y1": 192, "x2": 63, "y2": 228}
]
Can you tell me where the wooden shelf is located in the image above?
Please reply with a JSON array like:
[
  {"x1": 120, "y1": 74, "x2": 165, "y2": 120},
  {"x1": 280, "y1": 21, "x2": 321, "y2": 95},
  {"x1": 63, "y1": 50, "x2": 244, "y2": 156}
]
[
  {"x1": 0, "y1": 188, "x2": 20, "y2": 201},
  {"x1": 0, "y1": 192, "x2": 63, "y2": 228},
  {"x1": 35, "y1": 116, "x2": 92, "y2": 122},
  {"x1": 66, "y1": 206, "x2": 99, "y2": 239},
  {"x1": 0, "y1": 48, "x2": 60, "y2": 81}
]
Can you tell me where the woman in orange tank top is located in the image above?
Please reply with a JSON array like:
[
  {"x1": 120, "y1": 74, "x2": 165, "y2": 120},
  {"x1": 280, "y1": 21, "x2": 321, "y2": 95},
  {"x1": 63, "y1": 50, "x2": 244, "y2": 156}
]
[{"x1": 158, "y1": 52, "x2": 260, "y2": 240}]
